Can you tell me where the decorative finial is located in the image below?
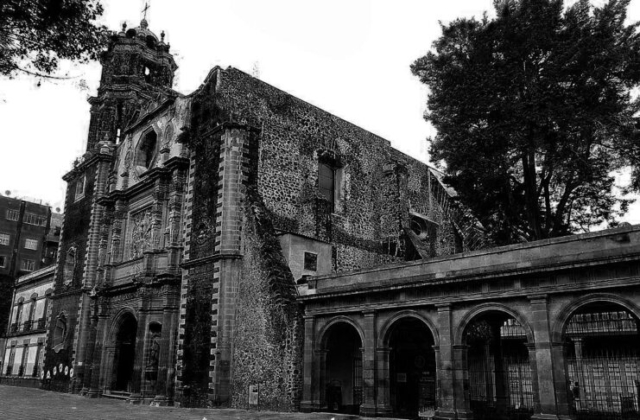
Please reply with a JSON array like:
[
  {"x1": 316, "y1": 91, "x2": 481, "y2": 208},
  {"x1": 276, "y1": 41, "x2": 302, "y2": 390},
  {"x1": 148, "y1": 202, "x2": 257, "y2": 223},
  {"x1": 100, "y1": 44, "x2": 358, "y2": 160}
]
[
  {"x1": 161, "y1": 31, "x2": 165, "y2": 42},
  {"x1": 142, "y1": 2, "x2": 151, "y2": 21}
]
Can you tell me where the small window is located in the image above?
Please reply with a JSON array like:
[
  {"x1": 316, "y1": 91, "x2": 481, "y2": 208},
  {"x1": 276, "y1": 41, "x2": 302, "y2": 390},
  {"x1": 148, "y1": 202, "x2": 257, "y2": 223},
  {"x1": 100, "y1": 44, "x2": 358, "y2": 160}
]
[
  {"x1": 318, "y1": 162, "x2": 335, "y2": 204},
  {"x1": 20, "y1": 259, "x2": 35, "y2": 272},
  {"x1": 0, "y1": 233, "x2": 9, "y2": 245},
  {"x1": 6, "y1": 209, "x2": 19, "y2": 221},
  {"x1": 0, "y1": 256, "x2": 6, "y2": 268},
  {"x1": 137, "y1": 130, "x2": 158, "y2": 170},
  {"x1": 23, "y1": 213, "x2": 46, "y2": 226},
  {"x1": 75, "y1": 175, "x2": 86, "y2": 201},
  {"x1": 24, "y1": 239, "x2": 38, "y2": 250},
  {"x1": 304, "y1": 252, "x2": 318, "y2": 271}
]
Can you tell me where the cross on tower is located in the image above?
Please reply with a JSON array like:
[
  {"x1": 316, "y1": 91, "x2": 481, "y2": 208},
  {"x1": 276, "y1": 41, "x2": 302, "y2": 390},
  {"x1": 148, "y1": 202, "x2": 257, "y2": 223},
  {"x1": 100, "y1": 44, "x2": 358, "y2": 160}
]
[{"x1": 142, "y1": 2, "x2": 150, "y2": 20}]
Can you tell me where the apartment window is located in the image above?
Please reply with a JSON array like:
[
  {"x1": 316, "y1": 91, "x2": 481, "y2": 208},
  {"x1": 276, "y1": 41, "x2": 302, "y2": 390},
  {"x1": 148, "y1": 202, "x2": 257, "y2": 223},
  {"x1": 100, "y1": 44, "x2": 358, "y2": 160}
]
[
  {"x1": 23, "y1": 212, "x2": 46, "y2": 226},
  {"x1": 0, "y1": 256, "x2": 6, "y2": 268},
  {"x1": 6, "y1": 209, "x2": 19, "y2": 221},
  {"x1": 75, "y1": 175, "x2": 86, "y2": 201},
  {"x1": 24, "y1": 238, "x2": 38, "y2": 250},
  {"x1": 21, "y1": 259, "x2": 35, "y2": 272},
  {"x1": 0, "y1": 233, "x2": 9, "y2": 245}
]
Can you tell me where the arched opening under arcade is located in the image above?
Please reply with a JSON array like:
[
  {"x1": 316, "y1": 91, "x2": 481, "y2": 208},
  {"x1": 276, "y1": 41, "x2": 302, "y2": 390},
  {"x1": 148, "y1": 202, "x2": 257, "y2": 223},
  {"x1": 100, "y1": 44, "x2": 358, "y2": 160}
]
[
  {"x1": 463, "y1": 311, "x2": 534, "y2": 420},
  {"x1": 111, "y1": 313, "x2": 138, "y2": 393},
  {"x1": 563, "y1": 301, "x2": 640, "y2": 420},
  {"x1": 323, "y1": 322, "x2": 363, "y2": 414},
  {"x1": 387, "y1": 317, "x2": 437, "y2": 419}
]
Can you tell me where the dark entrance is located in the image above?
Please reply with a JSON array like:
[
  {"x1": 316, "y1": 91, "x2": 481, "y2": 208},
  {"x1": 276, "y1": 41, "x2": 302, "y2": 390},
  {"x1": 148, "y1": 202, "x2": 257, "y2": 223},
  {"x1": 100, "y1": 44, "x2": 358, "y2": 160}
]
[
  {"x1": 465, "y1": 312, "x2": 533, "y2": 420},
  {"x1": 564, "y1": 302, "x2": 640, "y2": 420},
  {"x1": 388, "y1": 317, "x2": 436, "y2": 418},
  {"x1": 324, "y1": 323, "x2": 362, "y2": 414},
  {"x1": 112, "y1": 313, "x2": 137, "y2": 392}
]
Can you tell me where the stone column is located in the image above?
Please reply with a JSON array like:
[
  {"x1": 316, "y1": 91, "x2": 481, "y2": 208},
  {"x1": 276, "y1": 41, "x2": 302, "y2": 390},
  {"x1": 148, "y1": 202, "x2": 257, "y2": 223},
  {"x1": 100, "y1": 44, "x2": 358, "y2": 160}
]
[
  {"x1": 375, "y1": 347, "x2": 392, "y2": 415},
  {"x1": 435, "y1": 304, "x2": 472, "y2": 419},
  {"x1": 452, "y1": 344, "x2": 473, "y2": 419},
  {"x1": 551, "y1": 341, "x2": 571, "y2": 417},
  {"x1": 80, "y1": 311, "x2": 100, "y2": 395},
  {"x1": 314, "y1": 349, "x2": 328, "y2": 410},
  {"x1": 526, "y1": 342, "x2": 541, "y2": 412},
  {"x1": 300, "y1": 316, "x2": 316, "y2": 411},
  {"x1": 529, "y1": 295, "x2": 564, "y2": 420},
  {"x1": 165, "y1": 306, "x2": 179, "y2": 403},
  {"x1": 360, "y1": 310, "x2": 376, "y2": 416},
  {"x1": 88, "y1": 312, "x2": 109, "y2": 397},
  {"x1": 128, "y1": 303, "x2": 148, "y2": 404},
  {"x1": 152, "y1": 301, "x2": 173, "y2": 406}
]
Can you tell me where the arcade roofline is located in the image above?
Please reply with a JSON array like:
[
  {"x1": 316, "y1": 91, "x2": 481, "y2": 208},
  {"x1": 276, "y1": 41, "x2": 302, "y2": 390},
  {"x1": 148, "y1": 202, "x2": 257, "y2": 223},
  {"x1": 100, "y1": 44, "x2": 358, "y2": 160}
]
[{"x1": 299, "y1": 224, "x2": 640, "y2": 299}]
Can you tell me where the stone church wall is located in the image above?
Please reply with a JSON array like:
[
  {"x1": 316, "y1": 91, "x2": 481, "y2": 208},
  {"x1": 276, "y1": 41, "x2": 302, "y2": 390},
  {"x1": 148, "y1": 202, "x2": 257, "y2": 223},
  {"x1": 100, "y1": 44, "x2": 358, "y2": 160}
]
[
  {"x1": 203, "y1": 67, "x2": 461, "y2": 271},
  {"x1": 229, "y1": 187, "x2": 303, "y2": 411},
  {"x1": 44, "y1": 162, "x2": 97, "y2": 392}
]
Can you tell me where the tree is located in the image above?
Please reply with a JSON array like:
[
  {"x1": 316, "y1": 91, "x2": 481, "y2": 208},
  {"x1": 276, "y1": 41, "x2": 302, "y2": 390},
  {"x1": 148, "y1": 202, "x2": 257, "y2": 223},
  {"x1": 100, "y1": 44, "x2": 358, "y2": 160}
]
[
  {"x1": 0, "y1": 0, "x2": 109, "y2": 78},
  {"x1": 411, "y1": 0, "x2": 640, "y2": 245}
]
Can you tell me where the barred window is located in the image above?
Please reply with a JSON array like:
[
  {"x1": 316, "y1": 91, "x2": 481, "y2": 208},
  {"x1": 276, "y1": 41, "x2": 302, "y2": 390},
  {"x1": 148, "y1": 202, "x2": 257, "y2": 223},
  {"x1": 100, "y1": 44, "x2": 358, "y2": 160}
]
[
  {"x1": 21, "y1": 259, "x2": 35, "y2": 272},
  {"x1": 23, "y1": 213, "x2": 46, "y2": 226},
  {"x1": 6, "y1": 209, "x2": 19, "y2": 221},
  {"x1": 0, "y1": 233, "x2": 9, "y2": 245}
]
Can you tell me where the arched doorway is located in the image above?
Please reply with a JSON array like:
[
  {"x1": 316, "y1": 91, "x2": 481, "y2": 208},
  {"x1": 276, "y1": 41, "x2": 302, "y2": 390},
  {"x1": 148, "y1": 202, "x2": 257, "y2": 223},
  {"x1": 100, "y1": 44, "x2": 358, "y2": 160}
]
[
  {"x1": 112, "y1": 313, "x2": 137, "y2": 392},
  {"x1": 464, "y1": 311, "x2": 533, "y2": 420},
  {"x1": 563, "y1": 302, "x2": 640, "y2": 419},
  {"x1": 323, "y1": 322, "x2": 363, "y2": 414},
  {"x1": 387, "y1": 317, "x2": 436, "y2": 419}
]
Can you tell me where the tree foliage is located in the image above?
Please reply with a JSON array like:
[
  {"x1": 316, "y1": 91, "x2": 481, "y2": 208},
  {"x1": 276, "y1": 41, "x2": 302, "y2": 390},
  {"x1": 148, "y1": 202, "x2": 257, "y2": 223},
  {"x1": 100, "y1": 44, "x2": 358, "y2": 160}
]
[
  {"x1": 0, "y1": 0, "x2": 109, "y2": 78},
  {"x1": 412, "y1": 0, "x2": 640, "y2": 245}
]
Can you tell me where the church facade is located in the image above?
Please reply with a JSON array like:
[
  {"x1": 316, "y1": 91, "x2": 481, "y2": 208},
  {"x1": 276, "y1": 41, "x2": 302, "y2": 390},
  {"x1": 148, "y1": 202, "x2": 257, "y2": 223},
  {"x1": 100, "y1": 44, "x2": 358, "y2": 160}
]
[{"x1": 41, "y1": 20, "x2": 481, "y2": 409}]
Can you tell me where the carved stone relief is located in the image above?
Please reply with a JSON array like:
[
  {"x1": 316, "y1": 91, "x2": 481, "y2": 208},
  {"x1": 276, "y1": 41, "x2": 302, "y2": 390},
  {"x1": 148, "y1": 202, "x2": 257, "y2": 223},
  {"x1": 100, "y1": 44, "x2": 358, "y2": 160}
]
[{"x1": 130, "y1": 208, "x2": 153, "y2": 258}]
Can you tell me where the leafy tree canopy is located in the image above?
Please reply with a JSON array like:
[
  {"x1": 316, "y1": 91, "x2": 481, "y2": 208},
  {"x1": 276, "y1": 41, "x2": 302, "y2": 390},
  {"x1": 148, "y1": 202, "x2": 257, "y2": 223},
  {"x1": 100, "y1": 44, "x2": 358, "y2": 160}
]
[
  {"x1": 412, "y1": 0, "x2": 640, "y2": 245},
  {"x1": 0, "y1": 0, "x2": 109, "y2": 78}
]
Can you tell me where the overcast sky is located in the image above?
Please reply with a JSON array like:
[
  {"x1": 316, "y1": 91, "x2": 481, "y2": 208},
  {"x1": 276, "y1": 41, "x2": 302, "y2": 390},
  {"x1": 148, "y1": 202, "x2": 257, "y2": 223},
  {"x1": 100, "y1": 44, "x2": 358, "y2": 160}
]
[{"x1": 1, "y1": 0, "x2": 639, "y2": 223}]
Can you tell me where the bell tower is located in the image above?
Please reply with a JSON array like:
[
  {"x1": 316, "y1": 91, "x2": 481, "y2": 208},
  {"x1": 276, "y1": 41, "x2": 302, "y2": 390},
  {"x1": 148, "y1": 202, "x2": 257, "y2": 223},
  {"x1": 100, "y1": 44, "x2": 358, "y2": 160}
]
[{"x1": 85, "y1": 19, "x2": 178, "y2": 151}]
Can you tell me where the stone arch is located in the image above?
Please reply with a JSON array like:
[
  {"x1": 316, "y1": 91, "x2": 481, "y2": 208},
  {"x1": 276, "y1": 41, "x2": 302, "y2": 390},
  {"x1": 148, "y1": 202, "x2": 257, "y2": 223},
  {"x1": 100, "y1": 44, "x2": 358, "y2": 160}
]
[
  {"x1": 381, "y1": 310, "x2": 439, "y2": 417},
  {"x1": 108, "y1": 307, "x2": 138, "y2": 345},
  {"x1": 317, "y1": 315, "x2": 365, "y2": 351},
  {"x1": 378, "y1": 309, "x2": 439, "y2": 348},
  {"x1": 551, "y1": 293, "x2": 640, "y2": 343},
  {"x1": 135, "y1": 127, "x2": 158, "y2": 169},
  {"x1": 454, "y1": 302, "x2": 535, "y2": 346}
]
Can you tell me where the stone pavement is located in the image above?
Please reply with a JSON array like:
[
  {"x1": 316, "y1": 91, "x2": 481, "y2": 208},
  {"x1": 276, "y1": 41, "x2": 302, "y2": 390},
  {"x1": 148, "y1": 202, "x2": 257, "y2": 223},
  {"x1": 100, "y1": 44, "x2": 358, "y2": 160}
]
[{"x1": 0, "y1": 385, "x2": 403, "y2": 420}]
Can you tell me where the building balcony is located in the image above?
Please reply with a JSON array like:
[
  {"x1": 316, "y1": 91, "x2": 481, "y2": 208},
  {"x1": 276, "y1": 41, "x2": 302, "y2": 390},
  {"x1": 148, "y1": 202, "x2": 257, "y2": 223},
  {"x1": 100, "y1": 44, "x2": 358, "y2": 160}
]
[
  {"x1": 21, "y1": 320, "x2": 32, "y2": 332},
  {"x1": 9, "y1": 323, "x2": 17, "y2": 333}
]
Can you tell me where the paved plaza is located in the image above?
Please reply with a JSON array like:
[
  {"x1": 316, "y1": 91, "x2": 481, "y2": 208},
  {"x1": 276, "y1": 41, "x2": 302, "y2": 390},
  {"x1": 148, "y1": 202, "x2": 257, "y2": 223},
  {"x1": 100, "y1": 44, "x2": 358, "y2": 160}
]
[{"x1": 0, "y1": 385, "x2": 398, "y2": 420}]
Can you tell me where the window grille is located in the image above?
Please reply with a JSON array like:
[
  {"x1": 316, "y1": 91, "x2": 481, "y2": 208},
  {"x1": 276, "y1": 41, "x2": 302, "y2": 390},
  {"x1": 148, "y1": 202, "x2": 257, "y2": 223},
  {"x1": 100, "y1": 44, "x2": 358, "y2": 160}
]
[{"x1": 6, "y1": 209, "x2": 19, "y2": 221}]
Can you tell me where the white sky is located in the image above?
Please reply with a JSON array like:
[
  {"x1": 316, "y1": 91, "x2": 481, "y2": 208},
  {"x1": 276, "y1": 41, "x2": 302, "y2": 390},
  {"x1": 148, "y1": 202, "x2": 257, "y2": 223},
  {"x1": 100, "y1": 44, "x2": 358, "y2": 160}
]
[{"x1": 1, "y1": 0, "x2": 639, "y2": 223}]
